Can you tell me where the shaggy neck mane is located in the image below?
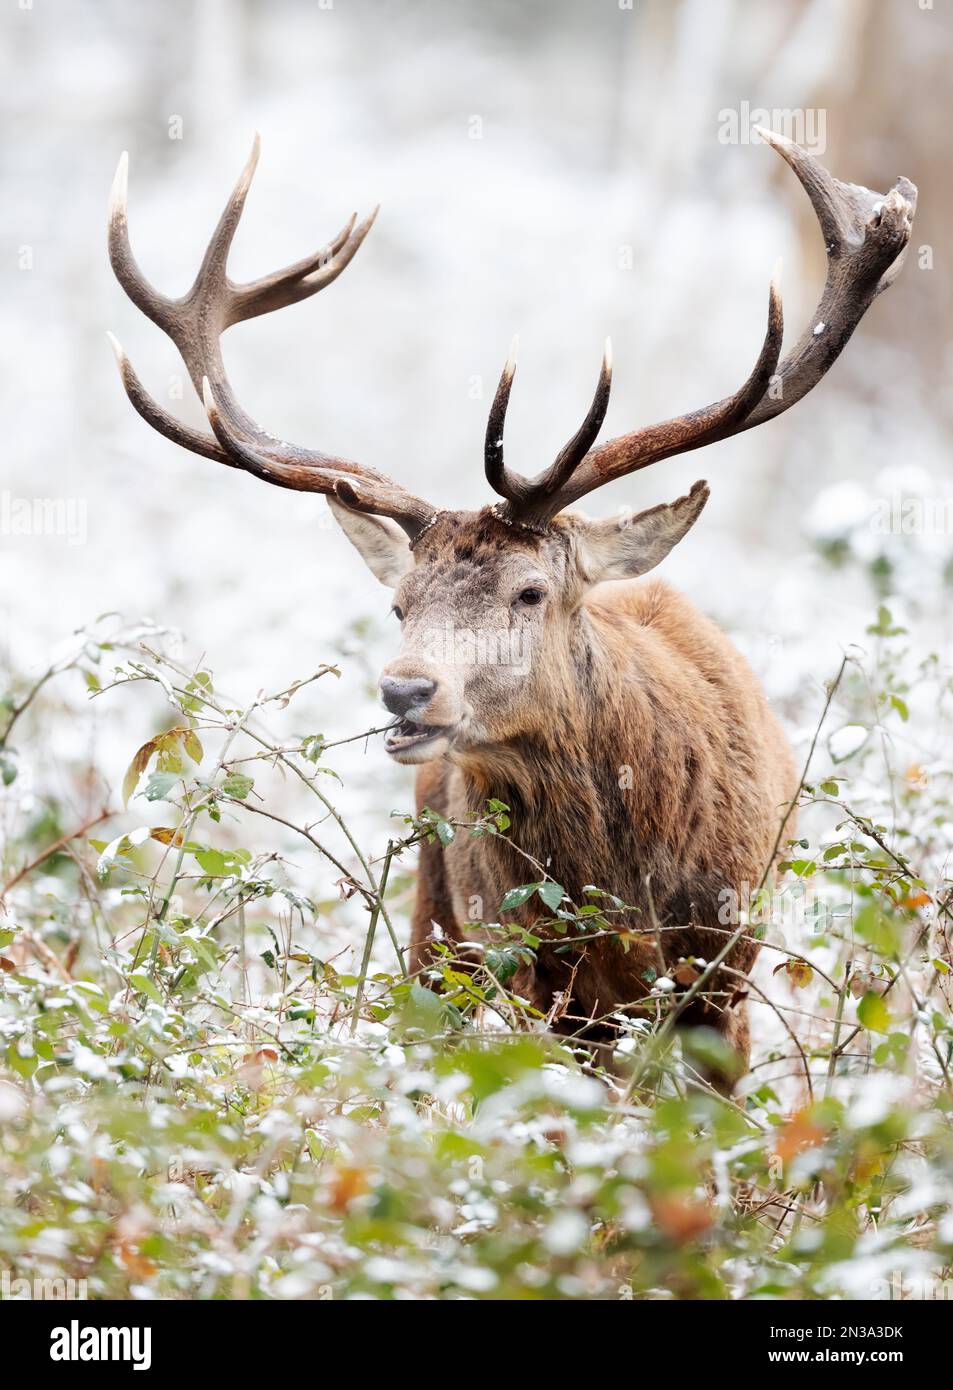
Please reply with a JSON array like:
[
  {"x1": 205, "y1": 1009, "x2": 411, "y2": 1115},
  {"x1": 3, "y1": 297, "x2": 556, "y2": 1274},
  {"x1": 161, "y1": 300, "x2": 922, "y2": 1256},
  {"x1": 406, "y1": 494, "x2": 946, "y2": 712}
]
[{"x1": 455, "y1": 608, "x2": 673, "y2": 904}]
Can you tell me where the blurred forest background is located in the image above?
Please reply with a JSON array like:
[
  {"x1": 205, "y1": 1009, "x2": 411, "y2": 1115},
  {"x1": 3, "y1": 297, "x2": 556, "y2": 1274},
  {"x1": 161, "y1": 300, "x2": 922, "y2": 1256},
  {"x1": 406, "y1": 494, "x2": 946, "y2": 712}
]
[{"x1": 0, "y1": 0, "x2": 950, "y2": 965}]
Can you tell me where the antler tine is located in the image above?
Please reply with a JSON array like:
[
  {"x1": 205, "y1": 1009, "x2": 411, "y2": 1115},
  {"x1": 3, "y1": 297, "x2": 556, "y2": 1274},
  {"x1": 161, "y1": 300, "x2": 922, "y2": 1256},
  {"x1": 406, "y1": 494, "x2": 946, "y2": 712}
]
[
  {"x1": 231, "y1": 211, "x2": 359, "y2": 319},
  {"x1": 488, "y1": 134, "x2": 916, "y2": 528},
  {"x1": 108, "y1": 137, "x2": 383, "y2": 456},
  {"x1": 489, "y1": 275, "x2": 782, "y2": 526},
  {"x1": 108, "y1": 138, "x2": 438, "y2": 537},
  {"x1": 234, "y1": 207, "x2": 380, "y2": 322},
  {"x1": 109, "y1": 150, "x2": 224, "y2": 461},
  {"x1": 108, "y1": 137, "x2": 266, "y2": 450},
  {"x1": 192, "y1": 132, "x2": 262, "y2": 315},
  {"x1": 542, "y1": 338, "x2": 613, "y2": 494},
  {"x1": 737, "y1": 127, "x2": 917, "y2": 430},
  {"x1": 486, "y1": 339, "x2": 614, "y2": 521},
  {"x1": 200, "y1": 378, "x2": 434, "y2": 536},
  {"x1": 107, "y1": 331, "x2": 230, "y2": 463},
  {"x1": 108, "y1": 151, "x2": 176, "y2": 334},
  {"x1": 568, "y1": 269, "x2": 784, "y2": 502},
  {"x1": 484, "y1": 336, "x2": 524, "y2": 504}
]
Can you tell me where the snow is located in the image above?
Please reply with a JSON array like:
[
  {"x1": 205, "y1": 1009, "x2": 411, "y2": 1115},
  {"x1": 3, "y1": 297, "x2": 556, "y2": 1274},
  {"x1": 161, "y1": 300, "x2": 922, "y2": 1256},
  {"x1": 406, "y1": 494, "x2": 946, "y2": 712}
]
[{"x1": 827, "y1": 724, "x2": 869, "y2": 762}]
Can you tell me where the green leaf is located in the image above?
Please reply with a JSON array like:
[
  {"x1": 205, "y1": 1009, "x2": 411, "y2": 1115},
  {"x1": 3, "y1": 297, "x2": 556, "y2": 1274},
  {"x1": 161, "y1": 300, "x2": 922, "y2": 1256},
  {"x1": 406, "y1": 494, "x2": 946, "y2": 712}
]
[
  {"x1": 857, "y1": 990, "x2": 890, "y2": 1033},
  {"x1": 194, "y1": 848, "x2": 229, "y2": 877},
  {"x1": 499, "y1": 883, "x2": 538, "y2": 911},
  {"x1": 536, "y1": 881, "x2": 565, "y2": 912},
  {"x1": 434, "y1": 815, "x2": 455, "y2": 847},
  {"x1": 889, "y1": 694, "x2": 909, "y2": 722},
  {"x1": 301, "y1": 734, "x2": 326, "y2": 763},
  {"x1": 484, "y1": 947, "x2": 521, "y2": 983},
  {"x1": 189, "y1": 937, "x2": 221, "y2": 972},
  {"x1": 854, "y1": 902, "x2": 901, "y2": 957},
  {"x1": 403, "y1": 982, "x2": 448, "y2": 1033},
  {"x1": 182, "y1": 729, "x2": 204, "y2": 763},
  {"x1": 222, "y1": 771, "x2": 253, "y2": 800},
  {"x1": 128, "y1": 972, "x2": 164, "y2": 1005},
  {"x1": 144, "y1": 771, "x2": 180, "y2": 802},
  {"x1": 96, "y1": 832, "x2": 138, "y2": 876},
  {"x1": 866, "y1": 605, "x2": 906, "y2": 638},
  {"x1": 873, "y1": 1033, "x2": 910, "y2": 1067}
]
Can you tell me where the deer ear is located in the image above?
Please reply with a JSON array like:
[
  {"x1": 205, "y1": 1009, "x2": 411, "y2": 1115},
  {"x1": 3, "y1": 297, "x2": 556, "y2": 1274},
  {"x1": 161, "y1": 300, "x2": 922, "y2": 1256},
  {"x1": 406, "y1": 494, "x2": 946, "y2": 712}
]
[
  {"x1": 576, "y1": 480, "x2": 710, "y2": 583},
  {"x1": 327, "y1": 496, "x2": 414, "y2": 588}
]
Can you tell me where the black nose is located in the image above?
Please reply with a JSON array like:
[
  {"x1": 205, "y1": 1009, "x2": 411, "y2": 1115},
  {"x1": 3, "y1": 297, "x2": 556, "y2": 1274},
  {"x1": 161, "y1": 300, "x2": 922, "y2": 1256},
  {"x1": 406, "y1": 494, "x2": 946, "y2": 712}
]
[{"x1": 380, "y1": 675, "x2": 437, "y2": 718}]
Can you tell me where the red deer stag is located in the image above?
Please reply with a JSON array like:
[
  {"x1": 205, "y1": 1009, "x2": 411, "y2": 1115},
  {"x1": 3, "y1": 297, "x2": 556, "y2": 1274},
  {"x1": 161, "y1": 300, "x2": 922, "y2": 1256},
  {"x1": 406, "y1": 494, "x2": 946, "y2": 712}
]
[{"x1": 108, "y1": 133, "x2": 916, "y2": 1084}]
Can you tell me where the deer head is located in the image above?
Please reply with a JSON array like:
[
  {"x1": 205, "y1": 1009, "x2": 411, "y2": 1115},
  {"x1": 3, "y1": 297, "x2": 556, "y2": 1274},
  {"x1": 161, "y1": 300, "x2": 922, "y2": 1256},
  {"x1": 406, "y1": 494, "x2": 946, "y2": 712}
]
[{"x1": 109, "y1": 134, "x2": 916, "y2": 765}]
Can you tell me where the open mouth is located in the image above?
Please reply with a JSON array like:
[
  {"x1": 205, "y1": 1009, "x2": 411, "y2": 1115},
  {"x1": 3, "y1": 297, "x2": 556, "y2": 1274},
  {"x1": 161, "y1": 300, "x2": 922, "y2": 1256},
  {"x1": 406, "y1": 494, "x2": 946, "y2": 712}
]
[{"x1": 384, "y1": 717, "x2": 452, "y2": 756}]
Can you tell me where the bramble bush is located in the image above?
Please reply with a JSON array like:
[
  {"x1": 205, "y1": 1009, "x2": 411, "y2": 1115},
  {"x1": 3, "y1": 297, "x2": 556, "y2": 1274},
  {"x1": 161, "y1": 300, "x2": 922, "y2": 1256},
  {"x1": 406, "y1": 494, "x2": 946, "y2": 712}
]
[{"x1": 0, "y1": 612, "x2": 951, "y2": 1300}]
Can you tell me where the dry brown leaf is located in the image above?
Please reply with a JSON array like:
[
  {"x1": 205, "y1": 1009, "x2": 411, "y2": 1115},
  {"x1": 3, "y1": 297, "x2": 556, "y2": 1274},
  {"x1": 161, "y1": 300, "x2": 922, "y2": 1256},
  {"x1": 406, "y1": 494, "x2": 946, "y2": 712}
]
[
  {"x1": 774, "y1": 1109, "x2": 828, "y2": 1165},
  {"x1": 329, "y1": 1166, "x2": 369, "y2": 1212},
  {"x1": 150, "y1": 827, "x2": 185, "y2": 847},
  {"x1": 650, "y1": 1194, "x2": 713, "y2": 1243},
  {"x1": 773, "y1": 958, "x2": 814, "y2": 989}
]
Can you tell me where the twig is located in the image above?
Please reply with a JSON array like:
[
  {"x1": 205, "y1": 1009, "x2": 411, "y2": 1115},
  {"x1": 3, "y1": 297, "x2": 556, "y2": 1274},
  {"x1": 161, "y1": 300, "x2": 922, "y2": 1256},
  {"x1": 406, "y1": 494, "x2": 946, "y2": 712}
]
[
  {"x1": 1, "y1": 809, "x2": 111, "y2": 900},
  {"x1": 350, "y1": 839, "x2": 396, "y2": 1036}
]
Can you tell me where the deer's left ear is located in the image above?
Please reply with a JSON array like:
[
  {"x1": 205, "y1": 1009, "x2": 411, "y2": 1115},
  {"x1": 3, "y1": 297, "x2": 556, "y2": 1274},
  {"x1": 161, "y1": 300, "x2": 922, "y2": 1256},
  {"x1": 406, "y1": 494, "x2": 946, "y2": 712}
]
[
  {"x1": 575, "y1": 480, "x2": 710, "y2": 582},
  {"x1": 327, "y1": 496, "x2": 414, "y2": 587}
]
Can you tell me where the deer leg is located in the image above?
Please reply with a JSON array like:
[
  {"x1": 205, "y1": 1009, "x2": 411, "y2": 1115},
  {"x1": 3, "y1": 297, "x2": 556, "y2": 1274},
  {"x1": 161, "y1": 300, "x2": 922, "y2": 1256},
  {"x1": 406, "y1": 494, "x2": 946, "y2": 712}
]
[
  {"x1": 723, "y1": 999, "x2": 750, "y2": 1073},
  {"x1": 408, "y1": 763, "x2": 463, "y2": 975},
  {"x1": 675, "y1": 995, "x2": 750, "y2": 1096},
  {"x1": 409, "y1": 830, "x2": 461, "y2": 974}
]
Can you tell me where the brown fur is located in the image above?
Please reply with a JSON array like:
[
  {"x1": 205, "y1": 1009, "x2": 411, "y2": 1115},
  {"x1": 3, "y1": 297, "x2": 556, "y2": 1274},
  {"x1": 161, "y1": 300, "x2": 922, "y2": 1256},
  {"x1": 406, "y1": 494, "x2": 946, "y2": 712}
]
[{"x1": 382, "y1": 507, "x2": 798, "y2": 1084}]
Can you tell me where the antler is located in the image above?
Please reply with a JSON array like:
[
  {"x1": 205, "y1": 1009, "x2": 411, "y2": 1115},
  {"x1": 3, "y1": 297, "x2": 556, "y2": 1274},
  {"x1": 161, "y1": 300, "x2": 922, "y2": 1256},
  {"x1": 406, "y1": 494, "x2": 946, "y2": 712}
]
[
  {"x1": 486, "y1": 129, "x2": 917, "y2": 531},
  {"x1": 108, "y1": 136, "x2": 437, "y2": 539}
]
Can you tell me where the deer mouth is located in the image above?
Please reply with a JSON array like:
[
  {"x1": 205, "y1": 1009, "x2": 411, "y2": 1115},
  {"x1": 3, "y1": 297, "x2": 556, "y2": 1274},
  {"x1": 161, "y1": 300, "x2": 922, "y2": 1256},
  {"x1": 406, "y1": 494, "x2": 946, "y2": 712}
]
[{"x1": 384, "y1": 717, "x2": 453, "y2": 761}]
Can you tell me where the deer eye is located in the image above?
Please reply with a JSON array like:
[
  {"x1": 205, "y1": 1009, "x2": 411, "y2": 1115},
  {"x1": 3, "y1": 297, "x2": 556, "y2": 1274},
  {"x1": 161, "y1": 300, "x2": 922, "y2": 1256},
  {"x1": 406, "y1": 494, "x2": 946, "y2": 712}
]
[
  {"x1": 392, "y1": 604, "x2": 404, "y2": 621},
  {"x1": 516, "y1": 587, "x2": 545, "y2": 607}
]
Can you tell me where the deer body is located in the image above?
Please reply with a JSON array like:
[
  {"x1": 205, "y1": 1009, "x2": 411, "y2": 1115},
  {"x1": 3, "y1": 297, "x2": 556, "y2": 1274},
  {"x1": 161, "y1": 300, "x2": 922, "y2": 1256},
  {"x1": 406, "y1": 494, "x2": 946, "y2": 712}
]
[
  {"x1": 108, "y1": 131, "x2": 915, "y2": 1081},
  {"x1": 398, "y1": 518, "x2": 797, "y2": 1060}
]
